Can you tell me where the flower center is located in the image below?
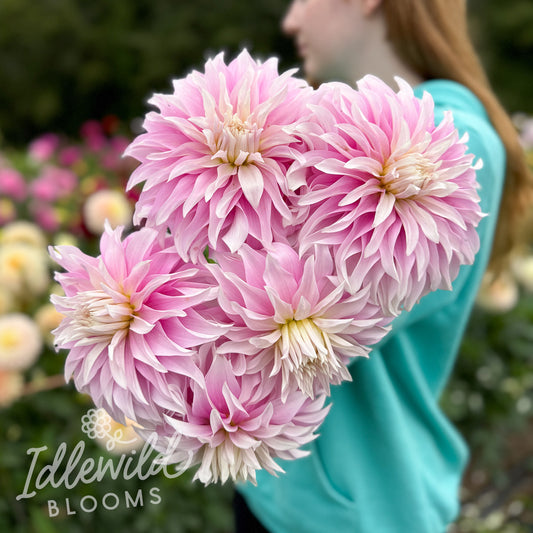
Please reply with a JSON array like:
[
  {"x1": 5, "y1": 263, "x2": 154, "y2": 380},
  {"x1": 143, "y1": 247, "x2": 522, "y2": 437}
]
[
  {"x1": 276, "y1": 318, "x2": 337, "y2": 398},
  {"x1": 0, "y1": 329, "x2": 20, "y2": 350},
  {"x1": 380, "y1": 153, "x2": 438, "y2": 198},
  {"x1": 214, "y1": 114, "x2": 261, "y2": 166},
  {"x1": 68, "y1": 289, "x2": 133, "y2": 342}
]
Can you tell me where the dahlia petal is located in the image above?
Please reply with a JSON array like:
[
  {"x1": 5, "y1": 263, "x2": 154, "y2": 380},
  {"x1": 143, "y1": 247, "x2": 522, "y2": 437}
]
[
  {"x1": 407, "y1": 202, "x2": 440, "y2": 242},
  {"x1": 222, "y1": 208, "x2": 249, "y2": 253},
  {"x1": 213, "y1": 179, "x2": 242, "y2": 218},
  {"x1": 228, "y1": 430, "x2": 260, "y2": 449},
  {"x1": 265, "y1": 287, "x2": 295, "y2": 323},
  {"x1": 237, "y1": 164, "x2": 264, "y2": 208},
  {"x1": 419, "y1": 196, "x2": 467, "y2": 229},
  {"x1": 314, "y1": 157, "x2": 350, "y2": 176},
  {"x1": 129, "y1": 315, "x2": 156, "y2": 334},
  {"x1": 373, "y1": 192, "x2": 396, "y2": 227},
  {"x1": 394, "y1": 201, "x2": 421, "y2": 256}
]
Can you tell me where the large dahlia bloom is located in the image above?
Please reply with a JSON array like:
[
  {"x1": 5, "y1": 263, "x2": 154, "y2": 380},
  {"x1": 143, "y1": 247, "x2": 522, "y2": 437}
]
[
  {"x1": 208, "y1": 243, "x2": 391, "y2": 400},
  {"x1": 297, "y1": 76, "x2": 484, "y2": 314},
  {"x1": 50, "y1": 225, "x2": 229, "y2": 427},
  {"x1": 125, "y1": 50, "x2": 313, "y2": 261},
  {"x1": 140, "y1": 343, "x2": 328, "y2": 485}
]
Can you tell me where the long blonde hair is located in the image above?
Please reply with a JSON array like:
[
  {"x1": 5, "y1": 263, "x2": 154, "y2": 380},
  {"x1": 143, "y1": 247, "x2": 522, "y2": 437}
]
[{"x1": 382, "y1": 0, "x2": 533, "y2": 274}]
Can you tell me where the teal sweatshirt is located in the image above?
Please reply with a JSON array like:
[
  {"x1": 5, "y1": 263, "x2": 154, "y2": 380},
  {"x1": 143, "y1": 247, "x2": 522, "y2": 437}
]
[{"x1": 237, "y1": 80, "x2": 506, "y2": 533}]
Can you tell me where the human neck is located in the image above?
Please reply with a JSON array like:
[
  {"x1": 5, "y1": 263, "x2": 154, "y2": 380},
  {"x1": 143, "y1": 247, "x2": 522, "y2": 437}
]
[{"x1": 347, "y1": 12, "x2": 424, "y2": 89}]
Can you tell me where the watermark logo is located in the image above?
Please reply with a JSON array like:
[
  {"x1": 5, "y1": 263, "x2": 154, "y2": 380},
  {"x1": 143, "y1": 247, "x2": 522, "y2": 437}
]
[
  {"x1": 16, "y1": 408, "x2": 181, "y2": 517},
  {"x1": 80, "y1": 408, "x2": 143, "y2": 453}
]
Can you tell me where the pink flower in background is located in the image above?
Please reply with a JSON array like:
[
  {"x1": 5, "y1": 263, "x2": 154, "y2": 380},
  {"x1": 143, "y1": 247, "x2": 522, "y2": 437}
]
[
  {"x1": 297, "y1": 76, "x2": 484, "y2": 314},
  {"x1": 80, "y1": 120, "x2": 107, "y2": 152},
  {"x1": 0, "y1": 168, "x2": 26, "y2": 201},
  {"x1": 58, "y1": 145, "x2": 83, "y2": 167},
  {"x1": 50, "y1": 225, "x2": 230, "y2": 427},
  {"x1": 28, "y1": 133, "x2": 60, "y2": 162},
  {"x1": 125, "y1": 49, "x2": 313, "y2": 261},
  {"x1": 30, "y1": 202, "x2": 62, "y2": 232},
  {"x1": 30, "y1": 166, "x2": 78, "y2": 202},
  {"x1": 208, "y1": 243, "x2": 391, "y2": 400},
  {"x1": 141, "y1": 343, "x2": 329, "y2": 485},
  {"x1": 101, "y1": 136, "x2": 135, "y2": 172}
]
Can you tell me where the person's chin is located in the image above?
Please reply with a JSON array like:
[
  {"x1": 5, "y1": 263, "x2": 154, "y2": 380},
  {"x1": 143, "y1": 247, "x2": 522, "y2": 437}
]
[{"x1": 302, "y1": 59, "x2": 323, "y2": 87}]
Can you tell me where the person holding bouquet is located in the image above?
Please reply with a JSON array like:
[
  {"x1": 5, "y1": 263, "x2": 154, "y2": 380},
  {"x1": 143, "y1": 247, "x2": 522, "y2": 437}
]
[{"x1": 234, "y1": 0, "x2": 533, "y2": 532}]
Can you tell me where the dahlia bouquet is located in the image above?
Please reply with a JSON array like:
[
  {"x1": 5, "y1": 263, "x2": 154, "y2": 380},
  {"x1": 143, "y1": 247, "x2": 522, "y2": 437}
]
[{"x1": 50, "y1": 50, "x2": 484, "y2": 485}]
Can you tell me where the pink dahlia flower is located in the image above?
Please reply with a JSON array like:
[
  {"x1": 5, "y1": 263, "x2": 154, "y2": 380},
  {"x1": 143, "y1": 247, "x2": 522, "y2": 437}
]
[
  {"x1": 30, "y1": 165, "x2": 78, "y2": 202},
  {"x1": 208, "y1": 243, "x2": 391, "y2": 400},
  {"x1": 140, "y1": 342, "x2": 329, "y2": 485},
  {"x1": 297, "y1": 76, "x2": 484, "y2": 314},
  {"x1": 125, "y1": 50, "x2": 313, "y2": 261},
  {"x1": 0, "y1": 168, "x2": 27, "y2": 201},
  {"x1": 28, "y1": 133, "x2": 59, "y2": 162},
  {"x1": 50, "y1": 224, "x2": 230, "y2": 427}
]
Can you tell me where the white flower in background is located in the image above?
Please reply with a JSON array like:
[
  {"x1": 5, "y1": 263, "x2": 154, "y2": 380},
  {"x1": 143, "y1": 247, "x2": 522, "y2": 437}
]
[
  {"x1": 0, "y1": 370, "x2": 24, "y2": 408},
  {"x1": 0, "y1": 243, "x2": 50, "y2": 297},
  {"x1": 34, "y1": 303, "x2": 65, "y2": 347},
  {"x1": 83, "y1": 189, "x2": 133, "y2": 234},
  {"x1": 0, "y1": 220, "x2": 47, "y2": 249},
  {"x1": 0, "y1": 313, "x2": 42, "y2": 371},
  {"x1": 511, "y1": 253, "x2": 533, "y2": 293},
  {"x1": 82, "y1": 407, "x2": 144, "y2": 454},
  {"x1": 476, "y1": 272, "x2": 519, "y2": 313}
]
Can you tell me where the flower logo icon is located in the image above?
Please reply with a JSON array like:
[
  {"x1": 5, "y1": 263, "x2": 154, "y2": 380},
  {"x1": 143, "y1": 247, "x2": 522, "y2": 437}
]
[{"x1": 81, "y1": 408, "x2": 143, "y2": 453}]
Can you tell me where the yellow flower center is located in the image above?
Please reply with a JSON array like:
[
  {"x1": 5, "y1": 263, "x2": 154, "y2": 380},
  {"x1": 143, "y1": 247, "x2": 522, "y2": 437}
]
[
  {"x1": 276, "y1": 318, "x2": 337, "y2": 398},
  {"x1": 7, "y1": 251, "x2": 25, "y2": 270},
  {"x1": 380, "y1": 152, "x2": 438, "y2": 198},
  {"x1": 214, "y1": 113, "x2": 261, "y2": 166},
  {"x1": 69, "y1": 289, "x2": 134, "y2": 341},
  {"x1": 0, "y1": 329, "x2": 20, "y2": 350}
]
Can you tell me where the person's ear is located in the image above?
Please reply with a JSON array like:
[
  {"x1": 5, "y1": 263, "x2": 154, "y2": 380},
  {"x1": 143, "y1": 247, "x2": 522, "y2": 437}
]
[{"x1": 361, "y1": 0, "x2": 382, "y2": 16}]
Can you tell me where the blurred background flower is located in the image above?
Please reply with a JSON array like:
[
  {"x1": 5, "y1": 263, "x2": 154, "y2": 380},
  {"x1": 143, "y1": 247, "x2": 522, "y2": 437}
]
[
  {"x1": 82, "y1": 188, "x2": 133, "y2": 234},
  {"x1": 0, "y1": 313, "x2": 42, "y2": 371}
]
